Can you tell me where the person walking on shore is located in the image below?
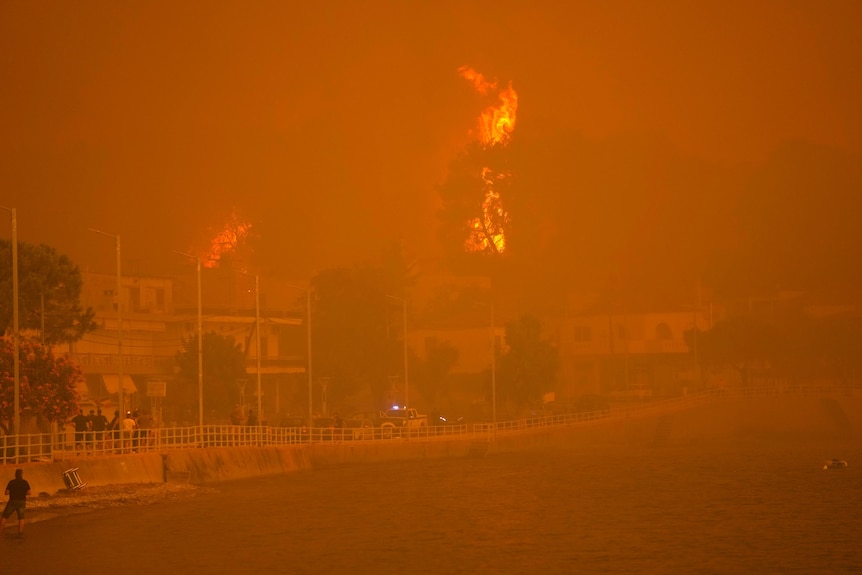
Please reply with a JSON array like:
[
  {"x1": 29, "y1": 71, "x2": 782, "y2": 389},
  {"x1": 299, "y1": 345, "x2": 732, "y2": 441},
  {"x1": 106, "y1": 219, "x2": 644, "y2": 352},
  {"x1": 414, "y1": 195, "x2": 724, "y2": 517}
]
[{"x1": 0, "y1": 469, "x2": 31, "y2": 538}]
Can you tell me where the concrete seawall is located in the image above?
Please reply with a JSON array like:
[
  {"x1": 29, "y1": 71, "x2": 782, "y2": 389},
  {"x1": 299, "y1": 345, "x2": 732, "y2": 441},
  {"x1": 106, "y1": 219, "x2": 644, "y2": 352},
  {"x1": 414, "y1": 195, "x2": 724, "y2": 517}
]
[
  {"x1": 11, "y1": 453, "x2": 165, "y2": 495},
  {"x1": 483, "y1": 394, "x2": 862, "y2": 453},
  {"x1": 164, "y1": 446, "x2": 311, "y2": 484},
  {"x1": 10, "y1": 436, "x2": 490, "y2": 492},
  {"x1": 163, "y1": 437, "x2": 490, "y2": 484},
  {"x1": 9, "y1": 393, "x2": 860, "y2": 493}
]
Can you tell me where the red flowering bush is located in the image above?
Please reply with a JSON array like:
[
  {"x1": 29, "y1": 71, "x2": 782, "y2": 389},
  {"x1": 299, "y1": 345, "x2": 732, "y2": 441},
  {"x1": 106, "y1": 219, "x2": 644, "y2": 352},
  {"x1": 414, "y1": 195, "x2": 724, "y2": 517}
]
[{"x1": 0, "y1": 337, "x2": 82, "y2": 424}]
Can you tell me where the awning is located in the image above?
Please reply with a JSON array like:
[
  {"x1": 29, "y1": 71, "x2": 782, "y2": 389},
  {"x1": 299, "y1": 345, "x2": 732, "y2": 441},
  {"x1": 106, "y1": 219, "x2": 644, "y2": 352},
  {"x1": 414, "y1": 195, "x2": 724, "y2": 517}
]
[
  {"x1": 102, "y1": 374, "x2": 138, "y2": 394},
  {"x1": 76, "y1": 380, "x2": 91, "y2": 401}
]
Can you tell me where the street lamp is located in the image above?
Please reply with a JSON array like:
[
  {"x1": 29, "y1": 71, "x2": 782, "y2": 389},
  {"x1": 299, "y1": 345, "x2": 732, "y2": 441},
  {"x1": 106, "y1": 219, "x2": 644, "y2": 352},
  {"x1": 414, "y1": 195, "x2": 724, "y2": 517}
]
[
  {"x1": 287, "y1": 284, "x2": 313, "y2": 429},
  {"x1": 175, "y1": 251, "x2": 204, "y2": 443},
  {"x1": 238, "y1": 271, "x2": 262, "y2": 431},
  {"x1": 0, "y1": 206, "x2": 20, "y2": 441},
  {"x1": 89, "y1": 228, "x2": 124, "y2": 417},
  {"x1": 490, "y1": 301, "x2": 497, "y2": 429},
  {"x1": 386, "y1": 295, "x2": 408, "y2": 409}
]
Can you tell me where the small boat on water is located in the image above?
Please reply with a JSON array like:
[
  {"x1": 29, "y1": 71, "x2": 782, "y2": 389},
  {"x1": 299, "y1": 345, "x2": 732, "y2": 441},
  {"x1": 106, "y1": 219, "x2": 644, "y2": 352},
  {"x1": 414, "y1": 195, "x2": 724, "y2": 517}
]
[{"x1": 823, "y1": 458, "x2": 848, "y2": 470}]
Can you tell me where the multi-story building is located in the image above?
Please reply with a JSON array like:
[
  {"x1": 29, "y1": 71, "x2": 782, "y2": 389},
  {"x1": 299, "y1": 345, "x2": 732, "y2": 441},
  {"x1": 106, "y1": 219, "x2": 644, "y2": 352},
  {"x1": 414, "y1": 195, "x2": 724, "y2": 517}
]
[
  {"x1": 552, "y1": 291, "x2": 712, "y2": 401},
  {"x1": 60, "y1": 271, "x2": 306, "y2": 425}
]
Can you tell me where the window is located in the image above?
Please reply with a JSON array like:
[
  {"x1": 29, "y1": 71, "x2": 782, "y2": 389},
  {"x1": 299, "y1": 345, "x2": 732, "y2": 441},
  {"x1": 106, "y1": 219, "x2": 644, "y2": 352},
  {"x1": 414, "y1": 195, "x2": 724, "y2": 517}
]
[
  {"x1": 573, "y1": 326, "x2": 592, "y2": 342},
  {"x1": 656, "y1": 322, "x2": 672, "y2": 340},
  {"x1": 129, "y1": 287, "x2": 141, "y2": 312}
]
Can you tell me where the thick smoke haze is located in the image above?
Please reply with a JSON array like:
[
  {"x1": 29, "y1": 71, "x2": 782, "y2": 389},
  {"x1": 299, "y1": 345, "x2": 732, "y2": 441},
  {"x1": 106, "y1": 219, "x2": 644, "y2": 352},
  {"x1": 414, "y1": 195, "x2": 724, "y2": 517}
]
[{"x1": 2, "y1": 1, "x2": 860, "y2": 290}]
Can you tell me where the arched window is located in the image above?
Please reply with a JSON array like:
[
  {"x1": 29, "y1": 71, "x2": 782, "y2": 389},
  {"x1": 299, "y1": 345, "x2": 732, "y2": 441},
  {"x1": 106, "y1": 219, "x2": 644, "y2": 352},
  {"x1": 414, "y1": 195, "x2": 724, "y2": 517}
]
[{"x1": 655, "y1": 322, "x2": 672, "y2": 340}]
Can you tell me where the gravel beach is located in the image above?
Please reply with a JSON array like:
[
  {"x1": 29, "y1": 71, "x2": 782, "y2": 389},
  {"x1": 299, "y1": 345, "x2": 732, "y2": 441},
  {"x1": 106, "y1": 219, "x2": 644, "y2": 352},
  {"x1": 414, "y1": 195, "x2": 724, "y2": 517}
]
[{"x1": 23, "y1": 482, "x2": 209, "y2": 524}]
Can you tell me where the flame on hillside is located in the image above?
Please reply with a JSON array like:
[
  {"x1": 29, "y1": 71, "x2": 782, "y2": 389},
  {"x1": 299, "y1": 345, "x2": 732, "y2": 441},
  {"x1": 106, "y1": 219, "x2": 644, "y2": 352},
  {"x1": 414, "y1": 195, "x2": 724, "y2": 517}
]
[
  {"x1": 458, "y1": 66, "x2": 517, "y2": 254},
  {"x1": 458, "y1": 66, "x2": 518, "y2": 146},
  {"x1": 204, "y1": 210, "x2": 253, "y2": 268}
]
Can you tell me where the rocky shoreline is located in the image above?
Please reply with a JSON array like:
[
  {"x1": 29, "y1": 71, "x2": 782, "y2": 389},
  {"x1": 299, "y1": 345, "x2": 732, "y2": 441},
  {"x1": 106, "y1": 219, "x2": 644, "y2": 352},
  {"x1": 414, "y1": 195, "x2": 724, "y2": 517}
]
[{"x1": 24, "y1": 483, "x2": 210, "y2": 524}]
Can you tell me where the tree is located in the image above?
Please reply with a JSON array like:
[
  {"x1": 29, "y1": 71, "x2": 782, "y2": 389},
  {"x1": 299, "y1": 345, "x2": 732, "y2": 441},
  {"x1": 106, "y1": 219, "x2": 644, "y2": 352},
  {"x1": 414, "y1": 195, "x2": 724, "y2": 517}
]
[
  {"x1": 437, "y1": 142, "x2": 514, "y2": 272},
  {"x1": 686, "y1": 315, "x2": 783, "y2": 386},
  {"x1": 175, "y1": 332, "x2": 247, "y2": 420},
  {"x1": 0, "y1": 337, "x2": 82, "y2": 430},
  {"x1": 496, "y1": 314, "x2": 559, "y2": 408},
  {"x1": 310, "y1": 265, "x2": 395, "y2": 408},
  {"x1": 412, "y1": 339, "x2": 459, "y2": 408},
  {"x1": 0, "y1": 240, "x2": 97, "y2": 344}
]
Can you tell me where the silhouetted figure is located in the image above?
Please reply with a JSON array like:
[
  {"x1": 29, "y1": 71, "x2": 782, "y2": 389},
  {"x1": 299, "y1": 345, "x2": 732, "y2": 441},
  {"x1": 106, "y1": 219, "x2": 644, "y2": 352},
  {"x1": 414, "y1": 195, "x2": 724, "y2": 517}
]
[
  {"x1": 0, "y1": 469, "x2": 31, "y2": 538},
  {"x1": 71, "y1": 410, "x2": 90, "y2": 454},
  {"x1": 91, "y1": 409, "x2": 109, "y2": 451}
]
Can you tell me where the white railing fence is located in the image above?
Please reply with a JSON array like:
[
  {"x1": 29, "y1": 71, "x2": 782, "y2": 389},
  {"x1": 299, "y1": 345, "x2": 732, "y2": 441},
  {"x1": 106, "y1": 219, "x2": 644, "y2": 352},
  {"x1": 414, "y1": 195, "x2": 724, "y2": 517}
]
[{"x1": 0, "y1": 384, "x2": 855, "y2": 465}]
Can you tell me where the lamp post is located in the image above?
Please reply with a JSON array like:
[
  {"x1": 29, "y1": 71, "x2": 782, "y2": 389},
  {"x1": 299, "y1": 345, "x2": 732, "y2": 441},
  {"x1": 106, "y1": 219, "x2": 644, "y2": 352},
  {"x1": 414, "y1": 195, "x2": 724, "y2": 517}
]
[
  {"x1": 175, "y1": 251, "x2": 204, "y2": 443},
  {"x1": 386, "y1": 295, "x2": 408, "y2": 409},
  {"x1": 490, "y1": 301, "x2": 497, "y2": 429},
  {"x1": 0, "y1": 206, "x2": 20, "y2": 442},
  {"x1": 238, "y1": 271, "x2": 262, "y2": 432},
  {"x1": 287, "y1": 284, "x2": 313, "y2": 429},
  {"x1": 88, "y1": 228, "x2": 123, "y2": 418}
]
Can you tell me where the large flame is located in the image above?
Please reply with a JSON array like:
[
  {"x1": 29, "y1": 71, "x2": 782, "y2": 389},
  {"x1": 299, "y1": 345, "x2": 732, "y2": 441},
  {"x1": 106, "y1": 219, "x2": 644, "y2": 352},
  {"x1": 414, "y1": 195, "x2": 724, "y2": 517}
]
[
  {"x1": 204, "y1": 210, "x2": 253, "y2": 268},
  {"x1": 458, "y1": 66, "x2": 517, "y2": 254},
  {"x1": 458, "y1": 66, "x2": 518, "y2": 146}
]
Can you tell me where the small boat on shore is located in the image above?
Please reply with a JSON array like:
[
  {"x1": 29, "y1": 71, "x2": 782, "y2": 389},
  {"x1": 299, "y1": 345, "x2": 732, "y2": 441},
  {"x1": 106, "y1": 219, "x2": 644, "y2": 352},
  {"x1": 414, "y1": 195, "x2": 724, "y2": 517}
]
[{"x1": 823, "y1": 458, "x2": 848, "y2": 470}]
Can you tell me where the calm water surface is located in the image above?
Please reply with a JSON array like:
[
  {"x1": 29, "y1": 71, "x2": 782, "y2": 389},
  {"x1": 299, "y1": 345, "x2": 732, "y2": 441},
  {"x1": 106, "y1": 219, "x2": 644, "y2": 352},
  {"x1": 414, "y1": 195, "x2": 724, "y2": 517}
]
[{"x1": 8, "y1": 439, "x2": 861, "y2": 574}]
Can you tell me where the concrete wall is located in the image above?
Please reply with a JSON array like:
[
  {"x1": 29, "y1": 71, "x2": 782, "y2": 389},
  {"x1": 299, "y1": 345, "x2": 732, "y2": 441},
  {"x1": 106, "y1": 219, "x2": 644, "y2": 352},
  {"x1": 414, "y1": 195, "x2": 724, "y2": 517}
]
[
  {"x1": 12, "y1": 453, "x2": 165, "y2": 495},
  {"x1": 484, "y1": 395, "x2": 862, "y2": 453},
  {"x1": 163, "y1": 447, "x2": 311, "y2": 484},
  {"x1": 162, "y1": 439, "x2": 491, "y2": 484}
]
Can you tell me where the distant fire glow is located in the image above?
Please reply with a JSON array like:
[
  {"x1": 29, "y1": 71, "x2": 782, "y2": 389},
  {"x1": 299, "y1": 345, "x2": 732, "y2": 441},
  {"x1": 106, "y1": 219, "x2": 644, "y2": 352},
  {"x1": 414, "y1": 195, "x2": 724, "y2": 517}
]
[
  {"x1": 204, "y1": 211, "x2": 253, "y2": 268},
  {"x1": 458, "y1": 66, "x2": 517, "y2": 254}
]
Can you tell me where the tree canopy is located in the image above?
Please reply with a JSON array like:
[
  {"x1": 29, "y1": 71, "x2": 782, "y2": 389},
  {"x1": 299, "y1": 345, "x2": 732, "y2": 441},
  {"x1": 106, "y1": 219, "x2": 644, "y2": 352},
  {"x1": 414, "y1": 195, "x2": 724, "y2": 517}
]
[
  {"x1": 412, "y1": 339, "x2": 459, "y2": 409},
  {"x1": 0, "y1": 337, "x2": 82, "y2": 428},
  {"x1": 688, "y1": 309, "x2": 862, "y2": 387},
  {"x1": 174, "y1": 331, "x2": 247, "y2": 419},
  {"x1": 310, "y1": 265, "x2": 395, "y2": 408},
  {"x1": 495, "y1": 314, "x2": 559, "y2": 408},
  {"x1": 0, "y1": 240, "x2": 96, "y2": 344}
]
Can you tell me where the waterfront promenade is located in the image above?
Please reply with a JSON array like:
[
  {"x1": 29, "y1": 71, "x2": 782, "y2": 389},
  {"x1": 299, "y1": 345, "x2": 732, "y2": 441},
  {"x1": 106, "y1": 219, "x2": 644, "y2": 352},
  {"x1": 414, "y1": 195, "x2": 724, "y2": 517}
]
[{"x1": 2, "y1": 384, "x2": 859, "y2": 495}]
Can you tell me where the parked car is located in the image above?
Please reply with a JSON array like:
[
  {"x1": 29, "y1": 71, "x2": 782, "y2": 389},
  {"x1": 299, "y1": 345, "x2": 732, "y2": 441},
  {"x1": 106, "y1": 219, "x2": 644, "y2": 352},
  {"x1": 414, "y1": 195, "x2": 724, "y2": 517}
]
[
  {"x1": 342, "y1": 418, "x2": 375, "y2": 440},
  {"x1": 311, "y1": 416, "x2": 353, "y2": 440},
  {"x1": 350, "y1": 411, "x2": 384, "y2": 426},
  {"x1": 431, "y1": 413, "x2": 468, "y2": 436},
  {"x1": 278, "y1": 416, "x2": 309, "y2": 442}
]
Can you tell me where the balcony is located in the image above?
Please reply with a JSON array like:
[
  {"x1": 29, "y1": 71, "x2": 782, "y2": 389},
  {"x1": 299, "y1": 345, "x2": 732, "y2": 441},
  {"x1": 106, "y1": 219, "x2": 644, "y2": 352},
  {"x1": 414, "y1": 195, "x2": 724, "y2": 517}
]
[{"x1": 69, "y1": 353, "x2": 175, "y2": 375}]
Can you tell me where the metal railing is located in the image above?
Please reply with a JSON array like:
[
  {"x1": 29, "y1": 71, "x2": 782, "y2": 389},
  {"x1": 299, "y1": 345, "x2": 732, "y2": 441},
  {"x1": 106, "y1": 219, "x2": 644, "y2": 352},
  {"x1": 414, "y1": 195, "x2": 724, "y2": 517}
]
[{"x1": 0, "y1": 383, "x2": 855, "y2": 465}]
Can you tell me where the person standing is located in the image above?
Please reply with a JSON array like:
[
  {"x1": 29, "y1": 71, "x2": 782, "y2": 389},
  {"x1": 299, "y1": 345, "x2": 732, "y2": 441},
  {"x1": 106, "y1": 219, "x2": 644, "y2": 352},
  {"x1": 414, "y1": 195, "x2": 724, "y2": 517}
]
[
  {"x1": 91, "y1": 409, "x2": 109, "y2": 452},
  {"x1": 0, "y1": 469, "x2": 31, "y2": 538},
  {"x1": 71, "y1": 409, "x2": 90, "y2": 455},
  {"x1": 136, "y1": 409, "x2": 156, "y2": 450},
  {"x1": 108, "y1": 410, "x2": 120, "y2": 452},
  {"x1": 121, "y1": 411, "x2": 137, "y2": 453},
  {"x1": 85, "y1": 410, "x2": 97, "y2": 452}
]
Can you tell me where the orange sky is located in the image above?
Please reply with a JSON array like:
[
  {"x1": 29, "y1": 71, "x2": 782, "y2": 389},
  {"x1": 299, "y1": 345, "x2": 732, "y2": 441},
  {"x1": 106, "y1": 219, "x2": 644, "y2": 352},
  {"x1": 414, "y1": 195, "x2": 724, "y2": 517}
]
[{"x1": 1, "y1": 0, "x2": 860, "y2": 280}]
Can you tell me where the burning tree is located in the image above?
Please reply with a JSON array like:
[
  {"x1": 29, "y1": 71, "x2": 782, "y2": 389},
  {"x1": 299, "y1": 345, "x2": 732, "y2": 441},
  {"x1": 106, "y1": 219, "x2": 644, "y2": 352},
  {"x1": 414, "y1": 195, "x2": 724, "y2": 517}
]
[
  {"x1": 438, "y1": 67, "x2": 518, "y2": 269},
  {"x1": 201, "y1": 209, "x2": 256, "y2": 270}
]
